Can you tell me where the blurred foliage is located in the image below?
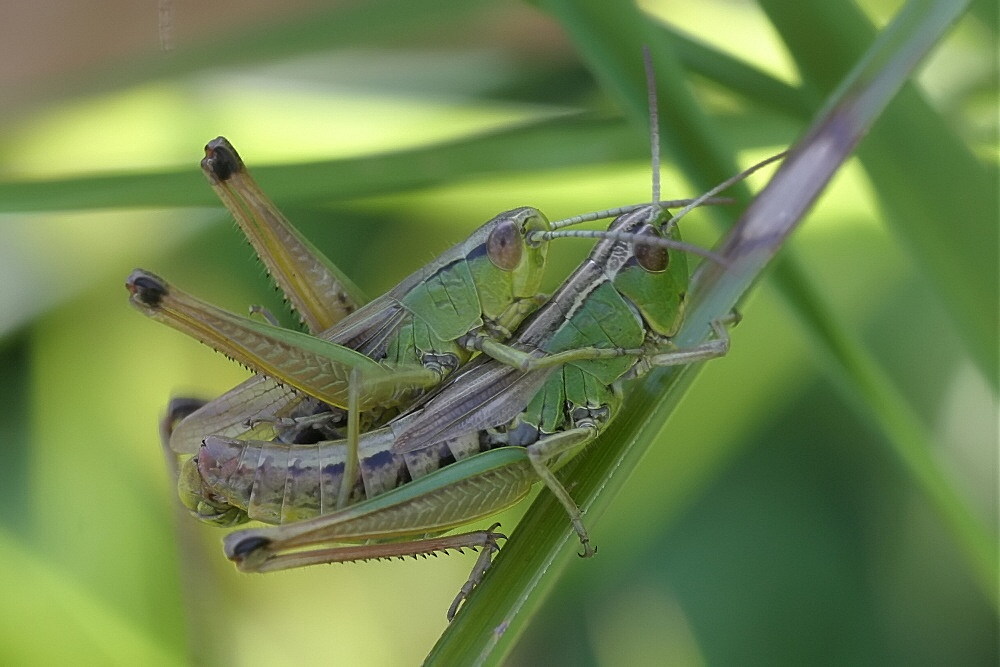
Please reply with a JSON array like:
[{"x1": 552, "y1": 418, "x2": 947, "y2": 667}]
[{"x1": 0, "y1": 0, "x2": 995, "y2": 665}]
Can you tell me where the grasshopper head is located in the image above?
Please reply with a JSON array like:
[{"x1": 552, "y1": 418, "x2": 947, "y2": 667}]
[
  {"x1": 609, "y1": 206, "x2": 689, "y2": 337},
  {"x1": 470, "y1": 207, "x2": 551, "y2": 329},
  {"x1": 497, "y1": 207, "x2": 551, "y2": 300}
]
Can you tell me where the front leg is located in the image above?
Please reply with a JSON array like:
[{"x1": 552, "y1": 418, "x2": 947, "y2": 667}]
[
  {"x1": 469, "y1": 314, "x2": 737, "y2": 373},
  {"x1": 634, "y1": 315, "x2": 736, "y2": 374},
  {"x1": 523, "y1": 426, "x2": 600, "y2": 557}
]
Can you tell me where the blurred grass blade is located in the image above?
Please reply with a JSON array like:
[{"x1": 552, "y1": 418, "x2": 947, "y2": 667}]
[
  {"x1": 770, "y1": 257, "x2": 1000, "y2": 609},
  {"x1": 667, "y1": 26, "x2": 813, "y2": 119},
  {"x1": 752, "y1": 0, "x2": 999, "y2": 606},
  {"x1": 567, "y1": 0, "x2": 998, "y2": 615},
  {"x1": 531, "y1": 0, "x2": 746, "y2": 203},
  {"x1": 7, "y1": 0, "x2": 488, "y2": 116},
  {"x1": 0, "y1": 116, "x2": 639, "y2": 212},
  {"x1": 760, "y1": 0, "x2": 998, "y2": 385},
  {"x1": 426, "y1": 0, "x2": 984, "y2": 662}
]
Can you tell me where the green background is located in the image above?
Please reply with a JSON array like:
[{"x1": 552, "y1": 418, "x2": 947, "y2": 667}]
[{"x1": 0, "y1": 1, "x2": 995, "y2": 664}]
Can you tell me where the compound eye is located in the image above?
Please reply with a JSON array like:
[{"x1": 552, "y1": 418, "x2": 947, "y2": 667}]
[
  {"x1": 634, "y1": 224, "x2": 670, "y2": 273},
  {"x1": 486, "y1": 219, "x2": 523, "y2": 270}
]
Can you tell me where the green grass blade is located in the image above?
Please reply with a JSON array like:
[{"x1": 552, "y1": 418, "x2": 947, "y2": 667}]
[
  {"x1": 667, "y1": 27, "x2": 813, "y2": 118},
  {"x1": 760, "y1": 0, "x2": 998, "y2": 385},
  {"x1": 426, "y1": 0, "x2": 988, "y2": 662},
  {"x1": 0, "y1": 116, "x2": 645, "y2": 212},
  {"x1": 531, "y1": 0, "x2": 745, "y2": 200},
  {"x1": 758, "y1": 0, "x2": 998, "y2": 605},
  {"x1": 11, "y1": 0, "x2": 487, "y2": 114},
  {"x1": 773, "y1": 257, "x2": 999, "y2": 605},
  {"x1": 574, "y1": 0, "x2": 999, "y2": 613}
]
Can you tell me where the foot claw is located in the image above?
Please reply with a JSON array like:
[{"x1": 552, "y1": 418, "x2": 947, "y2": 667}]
[{"x1": 446, "y1": 527, "x2": 505, "y2": 621}]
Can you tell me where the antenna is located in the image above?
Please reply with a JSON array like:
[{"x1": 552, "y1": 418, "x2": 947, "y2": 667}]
[
  {"x1": 531, "y1": 48, "x2": 786, "y2": 267},
  {"x1": 643, "y1": 46, "x2": 661, "y2": 207},
  {"x1": 546, "y1": 197, "x2": 734, "y2": 232},
  {"x1": 664, "y1": 150, "x2": 788, "y2": 229}
]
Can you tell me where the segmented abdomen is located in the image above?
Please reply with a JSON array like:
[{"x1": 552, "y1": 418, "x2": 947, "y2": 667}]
[{"x1": 196, "y1": 426, "x2": 485, "y2": 524}]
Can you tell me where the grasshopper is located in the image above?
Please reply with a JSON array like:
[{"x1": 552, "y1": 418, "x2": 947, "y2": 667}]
[
  {"x1": 130, "y1": 140, "x2": 551, "y2": 450},
  {"x1": 129, "y1": 50, "x2": 780, "y2": 615},
  {"x1": 129, "y1": 138, "x2": 724, "y2": 510},
  {"x1": 176, "y1": 149, "x2": 784, "y2": 618}
]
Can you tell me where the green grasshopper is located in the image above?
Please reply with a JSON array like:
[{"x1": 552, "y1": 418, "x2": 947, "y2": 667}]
[
  {"x1": 131, "y1": 139, "x2": 550, "y2": 449},
  {"x1": 176, "y1": 149, "x2": 784, "y2": 618},
  {"x1": 129, "y1": 138, "x2": 723, "y2": 509}
]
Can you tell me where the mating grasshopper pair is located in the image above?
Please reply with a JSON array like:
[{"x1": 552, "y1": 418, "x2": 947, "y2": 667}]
[{"x1": 128, "y1": 68, "x2": 782, "y2": 617}]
